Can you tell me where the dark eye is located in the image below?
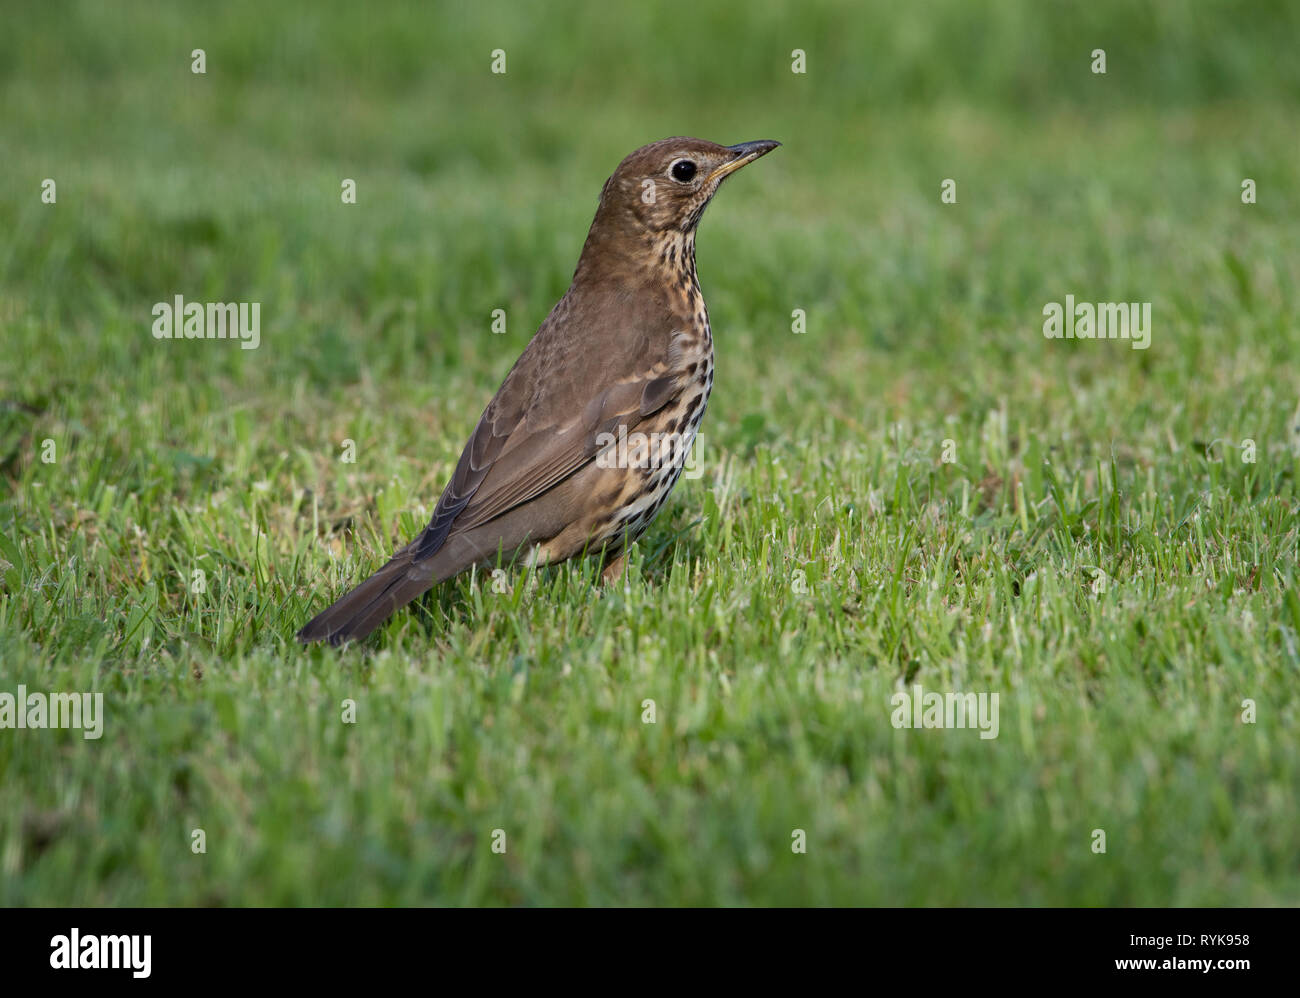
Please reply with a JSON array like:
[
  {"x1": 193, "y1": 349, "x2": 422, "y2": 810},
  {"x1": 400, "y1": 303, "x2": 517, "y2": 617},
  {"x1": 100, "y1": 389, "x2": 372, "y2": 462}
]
[{"x1": 671, "y1": 160, "x2": 697, "y2": 183}]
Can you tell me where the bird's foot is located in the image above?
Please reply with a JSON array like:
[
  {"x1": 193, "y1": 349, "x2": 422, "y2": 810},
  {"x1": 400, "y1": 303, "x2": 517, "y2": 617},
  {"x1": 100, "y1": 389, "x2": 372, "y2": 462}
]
[{"x1": 600, "y1": 553, "x2": 627, "y2": 585}]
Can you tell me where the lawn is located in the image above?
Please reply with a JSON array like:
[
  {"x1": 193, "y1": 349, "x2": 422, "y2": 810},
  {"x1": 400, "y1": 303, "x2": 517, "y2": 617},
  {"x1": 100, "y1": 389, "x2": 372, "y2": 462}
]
[{"x1": 1, "y1": 0, "x2": 1298, "y2": 905}]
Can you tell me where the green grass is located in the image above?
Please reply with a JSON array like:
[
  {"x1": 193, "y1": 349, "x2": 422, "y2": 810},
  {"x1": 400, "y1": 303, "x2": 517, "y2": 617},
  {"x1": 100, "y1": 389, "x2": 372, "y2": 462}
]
[{"x1": 1, "y1": 0, "x2": 1298, "y2": 905}]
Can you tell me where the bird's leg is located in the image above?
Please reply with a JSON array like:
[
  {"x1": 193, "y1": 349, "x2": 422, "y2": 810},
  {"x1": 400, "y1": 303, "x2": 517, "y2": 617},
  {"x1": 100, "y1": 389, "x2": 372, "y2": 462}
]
[{"x1": 601, "y1": 552, "x2": 627, "y2": 585}]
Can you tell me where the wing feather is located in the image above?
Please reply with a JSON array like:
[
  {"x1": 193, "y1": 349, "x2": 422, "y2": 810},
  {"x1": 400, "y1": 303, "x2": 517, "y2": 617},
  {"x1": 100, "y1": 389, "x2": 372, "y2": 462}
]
[{"x1": 407, "y1": 277, "x2": 688, "y2": 564}]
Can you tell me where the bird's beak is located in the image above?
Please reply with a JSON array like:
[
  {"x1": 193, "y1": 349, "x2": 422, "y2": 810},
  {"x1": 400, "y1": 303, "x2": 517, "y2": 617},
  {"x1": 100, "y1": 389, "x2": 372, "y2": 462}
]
[{"x1": 708, "y1": 140, "x2": 781, "y2": 183}]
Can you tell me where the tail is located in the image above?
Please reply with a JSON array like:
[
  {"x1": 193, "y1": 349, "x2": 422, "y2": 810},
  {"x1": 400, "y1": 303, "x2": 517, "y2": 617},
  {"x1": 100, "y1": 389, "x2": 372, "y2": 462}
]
[{"x1": 297, "y1": 555, "x2": 436, "y2": 646}]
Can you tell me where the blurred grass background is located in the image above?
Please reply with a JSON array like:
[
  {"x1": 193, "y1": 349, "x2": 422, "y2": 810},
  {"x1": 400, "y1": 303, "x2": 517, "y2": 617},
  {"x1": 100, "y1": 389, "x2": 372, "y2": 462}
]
[{"x1": 0, "y1": 0, "x2": 1297, "y2": 904}]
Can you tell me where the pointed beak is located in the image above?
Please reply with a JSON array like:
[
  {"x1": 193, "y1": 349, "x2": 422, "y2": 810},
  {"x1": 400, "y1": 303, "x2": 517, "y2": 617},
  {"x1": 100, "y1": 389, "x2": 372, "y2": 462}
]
[{"x1": 708, "y1": 140, "x2": 781, "y2": 183}]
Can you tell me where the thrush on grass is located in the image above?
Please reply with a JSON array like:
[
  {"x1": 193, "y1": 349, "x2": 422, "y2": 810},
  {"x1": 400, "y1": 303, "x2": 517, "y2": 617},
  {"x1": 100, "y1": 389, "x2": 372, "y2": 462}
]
[{"x1": 298, "y1": 136, "x2": 780, "y2": 644}]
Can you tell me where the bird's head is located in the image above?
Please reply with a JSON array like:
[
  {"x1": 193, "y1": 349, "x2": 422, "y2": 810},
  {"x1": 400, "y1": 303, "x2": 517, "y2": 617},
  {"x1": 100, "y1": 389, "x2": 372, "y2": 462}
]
[{"x1": 596, "y1": 136, "x2": 780, "y2": 235}]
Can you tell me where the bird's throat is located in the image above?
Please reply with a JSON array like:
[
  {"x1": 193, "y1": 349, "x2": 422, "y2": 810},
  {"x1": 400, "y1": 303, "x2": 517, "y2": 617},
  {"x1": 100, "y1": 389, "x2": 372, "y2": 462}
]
[{"x1": 574, "y1": 210, "x2": 699, "y2": 290}]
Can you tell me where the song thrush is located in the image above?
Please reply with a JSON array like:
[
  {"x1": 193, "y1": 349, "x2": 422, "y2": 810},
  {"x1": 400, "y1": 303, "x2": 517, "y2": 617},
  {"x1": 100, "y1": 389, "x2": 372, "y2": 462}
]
[{"x1": 298, "y1": 136, "x2": 780, "y2": 644}]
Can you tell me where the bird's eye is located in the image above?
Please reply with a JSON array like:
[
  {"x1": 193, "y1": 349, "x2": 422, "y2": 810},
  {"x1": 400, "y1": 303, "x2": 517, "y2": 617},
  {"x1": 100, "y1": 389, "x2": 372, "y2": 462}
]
[{"x1": 670, "y1": 160, "x2": 697, "y2": 183}]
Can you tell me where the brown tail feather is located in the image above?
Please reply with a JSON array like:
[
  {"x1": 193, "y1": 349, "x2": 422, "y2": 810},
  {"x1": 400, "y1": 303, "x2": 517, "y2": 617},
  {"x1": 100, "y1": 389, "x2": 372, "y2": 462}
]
[{"x1": 297, "y1": 556, "x2": 436, "y2": 646}]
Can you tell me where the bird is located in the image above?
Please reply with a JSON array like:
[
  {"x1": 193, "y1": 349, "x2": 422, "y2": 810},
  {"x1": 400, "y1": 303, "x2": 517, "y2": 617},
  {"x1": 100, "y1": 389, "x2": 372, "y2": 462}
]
[{"x1": 297, "y1": 136, "x2": 780, "y2": 645}]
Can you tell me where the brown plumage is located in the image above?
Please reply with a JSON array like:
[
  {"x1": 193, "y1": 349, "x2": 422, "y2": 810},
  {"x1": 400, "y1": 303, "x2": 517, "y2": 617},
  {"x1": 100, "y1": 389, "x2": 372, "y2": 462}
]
[{"x1": 297, "y1": 137, "x2": 780, "y2": 645}]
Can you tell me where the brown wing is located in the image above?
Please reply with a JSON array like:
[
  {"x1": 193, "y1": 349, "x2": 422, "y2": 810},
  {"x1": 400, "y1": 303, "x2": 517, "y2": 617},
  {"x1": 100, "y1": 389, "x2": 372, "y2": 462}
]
[{"x1": 410, "y1": 291, "x2": 684, "y2": 562}]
